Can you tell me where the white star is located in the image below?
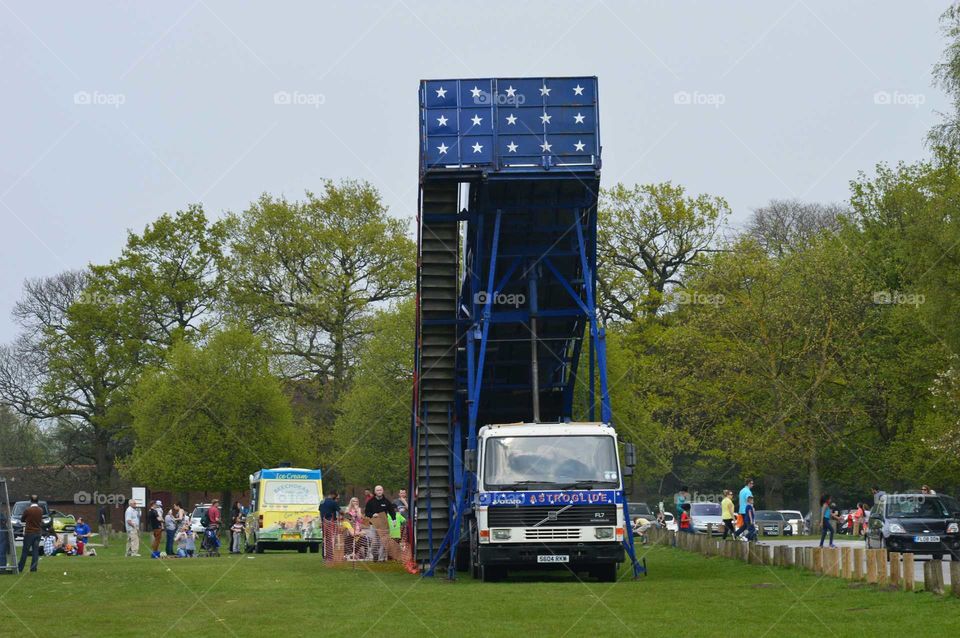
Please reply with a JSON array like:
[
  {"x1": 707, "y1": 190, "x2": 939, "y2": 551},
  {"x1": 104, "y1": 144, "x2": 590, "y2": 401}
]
[
  {"x1": 437, "y1": 143, "x2": 449, "y2": 155},
  {"x1": 505, "y1": 85, "x2": 517, "y2": 97},
  {"x1": 436, "y1": 114, "x2": 448, "y2": 127},
  {"x1": 506, "y1": 141, "x2": 518, "y2": 153},
  {"x1": 573, "y1": 84, "x2": 584, "y2": 96},
  {"x1": 505, "y1": 113, "x2": 517, "y2": 125},
  {"x1": 540, "y1": 85, "x2": 551, "y2": 96},
  {"x1": 540, "y1": 140, "x2": 552, "y2": 152},
  {"x1": 470, "y1": 86, "x2": 482, "y2": 98},
  {"x1": 540, "y1": 112, "x2": 552, "y2": 125},
  {"x1": 435, "y1": 86, "x2": 447, "y2": 99},
  {"x1": 471, "y1": 114, "x2": 483, "y2": 126},
  {"x1": 574, "y1": 140, "x2": 586, "y2": 151},
  {"x1": 574, "y1": 112, "x2": 585, "y2": 124},
  {"x1": 472, "y1": 142, "x2": 483, "y2": 153}
]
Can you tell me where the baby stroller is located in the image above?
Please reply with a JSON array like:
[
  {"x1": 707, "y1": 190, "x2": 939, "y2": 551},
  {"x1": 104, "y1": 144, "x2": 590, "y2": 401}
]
[{"x1": 200, "y1": 524, "x2": 221, "y2": 557}]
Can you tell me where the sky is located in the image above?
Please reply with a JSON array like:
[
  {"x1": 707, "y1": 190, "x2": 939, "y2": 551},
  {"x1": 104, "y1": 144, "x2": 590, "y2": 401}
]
[{"x1": 0, "y1": 0, "x2": 950, "y2": 343}]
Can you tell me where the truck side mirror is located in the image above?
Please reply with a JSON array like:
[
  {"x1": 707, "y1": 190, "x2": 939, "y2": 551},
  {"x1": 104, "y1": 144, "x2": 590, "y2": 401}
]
[
  {"x1": 624, "y1": 442, "x2": 637, "y2": 468},
  {"x1": 465, "y1": 449, "x2": 477, "y2": 473}
]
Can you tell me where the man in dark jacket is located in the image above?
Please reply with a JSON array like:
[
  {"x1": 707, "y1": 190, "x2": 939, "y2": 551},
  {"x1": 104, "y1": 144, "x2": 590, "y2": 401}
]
[
  {"x1": 364, "y1": 486, "x2": 396, "y2": 561},
  {"x1": 17, "y1": 495, "x2": 44, "y2": 573},
  {"x1": 319, "y1": 491, "x2": 339, "y2": 560}
]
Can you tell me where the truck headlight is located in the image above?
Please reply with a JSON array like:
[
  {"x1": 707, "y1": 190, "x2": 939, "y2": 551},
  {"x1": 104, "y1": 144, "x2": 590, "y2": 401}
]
[
  {"x1": 595, "y1": 527, "x2": 615, "y2": 540},
  {"x1": 888, "y1": 523, "x2": 906, "y2": 534},
  {"x1": 948, "y1": 523, "x2": 959, "y2": 534},
  {"x1": 492, "y1": 529, "x2": 511, "y2": 540}
]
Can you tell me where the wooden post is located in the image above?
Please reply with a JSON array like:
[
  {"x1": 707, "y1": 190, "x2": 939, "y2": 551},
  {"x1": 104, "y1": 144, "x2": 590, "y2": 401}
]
[
  {"x1": 950, "y1": 561, "x2": 960, "y2": 598},
  {"x1": 812, "y1": 547, "x2": 823, "y2": 574},
  {"x1": 853, "y1": 547, "x2": 864, "y2": 580},
  {"x1": 877, "y1": 550, "x2": 888, "y2": 586},
  {"x1": 740, "y1": 541, "x2": 750, "y2": 562},
  {"x1": 865, "y1": 549, "x2": 878, "y2": 584},
  {"x1": 786, "y1": 546, "x2": 796, "y2": 567},
  {"x1": 802, "y1": 547, "x2": 812, "y2": 571},
  {"x1": 841, "y1": 546, "x2": 853, "y2": 579},
  {"x1": 903, "y1": 553, "x2": 915, "y2": 592},
  {"x1": 924, "y1": 559, "x2": 944, "y2": 595},
  {"x1": 889, "y1": 552, "x2": 901, "y2": 587},
  {"x1": 830, "y1": 547, "x2": 842, "y2": 577}
]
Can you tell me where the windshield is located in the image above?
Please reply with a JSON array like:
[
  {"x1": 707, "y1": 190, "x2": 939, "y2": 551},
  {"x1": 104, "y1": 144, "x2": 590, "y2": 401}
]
[
  {"x1": 756, "y1": 511, "x2": 782, "y2": 521},
  {"x1": 482, "y1": 435, "x2": 619, "y2": 489},
  {"x1": 690, "y1": 503, "x2": 721, "y2": 516},
  {"x1": 885, "y1": 496, "x2": 949, "y2": 519},
  {"x1": 262, "y1": 480, "x2": 320, "y2": 506},
  {"x1": 629, "y1": 503, "x2": 653, "y2": 515},
  {"x1": 12, "y1": 502, "x2": 48, "y2": 517},
  {"x1": 190, "y1": 507, "x2": 208, "y2": 519}
]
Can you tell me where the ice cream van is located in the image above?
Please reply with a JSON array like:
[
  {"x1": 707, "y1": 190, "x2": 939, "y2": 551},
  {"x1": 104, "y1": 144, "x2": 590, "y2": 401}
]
[{"x1": 245, "y1": 466, "x2": 323, "y2": 553}]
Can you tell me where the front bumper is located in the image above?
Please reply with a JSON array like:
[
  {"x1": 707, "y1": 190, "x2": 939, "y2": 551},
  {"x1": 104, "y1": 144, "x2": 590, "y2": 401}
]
[
  {"x1": 479, "y1": 542, "x2": 624, "y2": 566},
  {"x1": 884, "y1": 534, "x2": 960, "y2": 554}
]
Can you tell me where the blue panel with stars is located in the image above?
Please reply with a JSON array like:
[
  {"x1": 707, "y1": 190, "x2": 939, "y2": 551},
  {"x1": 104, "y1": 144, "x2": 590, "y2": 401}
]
[{"x1": 421, "y1": 76, "x2": 599, "y2": 172}]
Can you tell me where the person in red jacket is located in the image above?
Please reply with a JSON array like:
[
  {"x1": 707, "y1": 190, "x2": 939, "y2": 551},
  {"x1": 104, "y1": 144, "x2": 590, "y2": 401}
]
[{"x1": 679, "y1": 503, "x2": 693, "y2": 533}]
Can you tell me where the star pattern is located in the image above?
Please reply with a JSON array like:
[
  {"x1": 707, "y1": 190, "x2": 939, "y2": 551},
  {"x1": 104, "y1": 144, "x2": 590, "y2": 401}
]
[
  {"x1": 574, "y1": 140, "x2": 586, "y2": 151},
  {"x1": 472, "y1": 142, "x2": 483, "y2": 153},
  {"x1": 574, "y1": 112, "x2": 585, "y2": 124},
  {"x1": 540, "y1": 112, "x2": 552, "y2": 125},
  {"x1": 506, "y1": 141, "x2": 518, "y2": 153},
  {"x1": 471, "y1": 114, "x2": 483, "y2": 127},
  {"x1": 505, "y1": 114, "x2": 517, "y2": 125},
  {"x1": 540, "y1": 140, "x2": 552, "y2": 153},
  {"x1": 435, "y1": 86, "x2": 447, "y2": 99},
  {"x1": 437, "y1": 143, "x2": 448, "y2": 155},
  {"x1": 437, "y1": 115, "x2": 448, "y2": 127}
]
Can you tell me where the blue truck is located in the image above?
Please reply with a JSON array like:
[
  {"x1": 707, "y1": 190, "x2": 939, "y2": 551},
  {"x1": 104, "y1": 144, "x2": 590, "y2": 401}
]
[{"x1": 411, "y1": 77, "x2": 642, "y2": 581}]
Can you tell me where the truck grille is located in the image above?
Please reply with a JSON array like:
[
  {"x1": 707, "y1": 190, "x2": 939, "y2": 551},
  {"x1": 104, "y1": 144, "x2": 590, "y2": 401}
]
[
  {"x1": 525, "y1": 528, "x2": 581, "y2": 540},
  {"x1": 487, "y1": 505, "x2": 617, "y2": 527}
]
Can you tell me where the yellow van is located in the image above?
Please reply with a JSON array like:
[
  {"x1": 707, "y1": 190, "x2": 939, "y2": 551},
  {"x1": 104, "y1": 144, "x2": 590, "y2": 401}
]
[{"x1": 245, "y1": 466, "x2": 323, "y2": 553}]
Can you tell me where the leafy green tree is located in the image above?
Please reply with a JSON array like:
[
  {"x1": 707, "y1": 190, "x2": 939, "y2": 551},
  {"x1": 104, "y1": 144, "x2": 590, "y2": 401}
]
[
  {"x1": 330, "y1": 301, "x2": 412, "y2": 490},
  {"x1": 0, "y1": 407, "x2": 54, "y2": 466},
  {"x1": 597, "y1": 182, "x2": 729, "y2": 322},
  {"x1": 225, "y1": 180, "x2": 415, "y2": 392},
  {"x1": 122, "y1": 327, "x2": 309, "y2": 495},
  {"x1": 90, "y1": 204, "x2": 227, "y2": 351}
]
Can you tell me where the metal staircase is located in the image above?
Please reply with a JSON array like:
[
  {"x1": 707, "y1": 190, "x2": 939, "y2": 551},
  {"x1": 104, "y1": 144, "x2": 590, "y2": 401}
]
[{"x1": 413, "y1": 182, "x2": 460, "y2": 564}]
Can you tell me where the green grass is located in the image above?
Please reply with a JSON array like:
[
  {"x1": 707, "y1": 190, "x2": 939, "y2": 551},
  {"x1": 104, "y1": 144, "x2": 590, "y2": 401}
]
[{"x1": 1, "y1": 535, "x2": 957, "y2": 637}]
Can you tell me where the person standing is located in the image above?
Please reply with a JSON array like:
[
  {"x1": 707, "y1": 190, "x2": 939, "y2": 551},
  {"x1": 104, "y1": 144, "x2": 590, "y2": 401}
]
[
  {"x1": 17, "y1": 495, "x2": 44, "y2": 573},
  {"x1": 148, "y1": 500, "x2": 164, "y2": 558},
  {"x1": 393, "y1": 489, "x2": 408, "y2": 517},
  {"x1": 364, "y1": 485, "x2": 397, "y2": 561},
  {"x1": 720, "y1": 490, "x2": 736, "y2": 539},
  {"x1": 818, "y1": 494, "x2": 837, "y2": 548},
  {"x1": 319, "y1": 491, "x2": 340, "y2": 560},
  {"x1": 674, "y1": 486, "x2": 689, "y2": 520},
  {"x1": 734, "y1": 479, "x2": 754, "y2": 538},
  {"x1": 125, "y1": 499, "x2": 141, "y2": 557},
  {"x1": 164, "y1": 508, "x2": 177, "y2": 556},
  {"x1": 229, "y1": 509, "x2": 245, "y2": 554},
  {"x1": 679, "y1": 503, "x2": 693, "y2": 533}
]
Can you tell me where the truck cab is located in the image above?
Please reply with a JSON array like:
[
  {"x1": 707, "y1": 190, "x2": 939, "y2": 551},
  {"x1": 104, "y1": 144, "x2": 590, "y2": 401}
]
[{"x1": 470, "y1": 422, "x2": 626, "y2": 582}]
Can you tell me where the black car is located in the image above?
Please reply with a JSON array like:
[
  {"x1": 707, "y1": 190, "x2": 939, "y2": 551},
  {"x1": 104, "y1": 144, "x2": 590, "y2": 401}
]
[
  {"x1": 865, "y1": 493, "x2": 960, "y2": 559},
  {"x1": 10, "y1": 500, "x2": 52, "y2": 540},
  {"x1": 755, "y1": 510, "x2": 786, "y2": 536}
]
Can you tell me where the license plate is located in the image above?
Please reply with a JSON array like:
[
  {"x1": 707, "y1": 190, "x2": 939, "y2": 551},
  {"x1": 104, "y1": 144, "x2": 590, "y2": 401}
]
[
  {"x1": 537, "y1": 554, "x2": 569, "y2": 563},
  {"x1": 914, "y1": 535, "x2": 940, "y2": 543}
]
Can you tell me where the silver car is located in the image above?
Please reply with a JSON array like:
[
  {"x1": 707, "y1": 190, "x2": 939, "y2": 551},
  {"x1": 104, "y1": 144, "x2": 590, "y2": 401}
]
[{"x1": 689, "y1": 502, "x2": 725, "y2": 535}]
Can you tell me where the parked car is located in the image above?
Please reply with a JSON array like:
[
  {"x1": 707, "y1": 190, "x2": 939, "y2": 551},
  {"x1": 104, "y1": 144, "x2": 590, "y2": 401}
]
[
  {"x1": 49, "y1": 510, "x2": 77, "y2": 533},
  {"x1": 689, "y1": 502, "x2": 724, "y2": 535},
  {"x1": 865, "y1": 493, "x2": 960, "y2": 559},
  {"x1": 778, "y1": 510, "x2": 806, "y2": 535},
  {"x1": 755, "y1": 510, "x2": 786, "y2": 536},
  {"x1": 190, "y1": 504, "x2": 212, "y2": 533},
  {"x1": 662, "y1": 511, "x2": 678, "y2": 533},
  {"x1": 9, "y1": 500, "x2": 51, "y2": 540},
  {"x1": 628, "y1": 502, "x2": 655, "y2": 519}
]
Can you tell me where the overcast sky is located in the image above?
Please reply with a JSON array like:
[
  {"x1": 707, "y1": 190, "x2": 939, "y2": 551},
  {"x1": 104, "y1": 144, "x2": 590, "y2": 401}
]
[{"x1": 0, "y1": 1, "x2": 950, "y2": 343}]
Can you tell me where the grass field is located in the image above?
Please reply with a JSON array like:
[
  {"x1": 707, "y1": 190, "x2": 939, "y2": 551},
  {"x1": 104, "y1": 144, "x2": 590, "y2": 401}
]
[{"x1": 2, "y1": 535, "x2": 957, "y2": 637}]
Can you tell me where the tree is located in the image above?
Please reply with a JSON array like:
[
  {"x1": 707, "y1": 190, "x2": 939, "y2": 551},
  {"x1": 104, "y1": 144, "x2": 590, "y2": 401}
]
[
  {"x1": 930, "y1": 3, "x2": 960, "y2": 149},
  {"x1": 90, "y1": 204, "x2": 227, "y2": 351},
  {"x1": 122, "y1": 327, "x2": 309, "y2": 497},
  {"x1": 330, "y1": 301, "x2": 412, "y2": 490},
  {"x1": 746, "y1": 199, "x2": 846, "y2": 256},
  {"x1": 0, "y1": 406, "x2": 54, "y2": 466},
  {"x1": 597, "y1": 182, "x2": 729, "y2": 322},
  {"x1": 0, "y1": 270, "x2": 145, "y2": 510},
  {"x1": 224, "y1": 180, "x2": 415, "y2": 392}
]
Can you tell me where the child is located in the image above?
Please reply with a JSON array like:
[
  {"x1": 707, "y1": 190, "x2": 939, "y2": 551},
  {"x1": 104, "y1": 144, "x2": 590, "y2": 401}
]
[
  {"x1": 679, "y1": 503, "x2": 693, "y2": 533},
  {"x1": 230, "y1": 513, "x2": 245, "y2": 554},
  {"x1": 175, "y1": 524, "x2": 196, "y2": 558},
  {"x1": 744, "y1": 496, "x2": 757, "y2": 542}
]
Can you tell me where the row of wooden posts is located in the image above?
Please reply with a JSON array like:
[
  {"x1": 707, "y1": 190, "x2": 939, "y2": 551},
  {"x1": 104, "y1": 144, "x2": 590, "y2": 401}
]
[{"x1": 646, "y1": 525, "x2": 960, "y2": 596}]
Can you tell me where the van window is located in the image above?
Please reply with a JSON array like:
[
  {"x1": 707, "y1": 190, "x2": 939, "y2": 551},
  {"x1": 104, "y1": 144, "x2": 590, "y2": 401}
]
[{"x1": 262, "y1": 480, "x2": 320, "y2": 506}]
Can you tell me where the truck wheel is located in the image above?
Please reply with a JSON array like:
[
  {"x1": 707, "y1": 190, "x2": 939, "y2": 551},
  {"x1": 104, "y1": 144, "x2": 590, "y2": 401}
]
[
  {"x1": 255, "y1": 542, "x2": 264, "y2": 554},
  {"x1": 594, "y1": 563, "x2": 618, "y2": 582},
  {"x1": 298, "y1": 545, "x2": 308, "y2": 553},
  {"x1": 480, "y1": 565, "x2": 505, "y2": 582},
  {"x1": 309, "y1": 543, "x2": 320, "y2": 553}
]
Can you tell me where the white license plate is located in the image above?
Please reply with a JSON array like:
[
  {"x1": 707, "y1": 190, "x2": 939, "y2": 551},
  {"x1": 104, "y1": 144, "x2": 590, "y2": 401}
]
[
  {"x1": 914, "y1": 535, "x2": 940, "y2": 543},
  {"x1": 537, "y1": 554, "x2": 569, "y2": 563}
]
